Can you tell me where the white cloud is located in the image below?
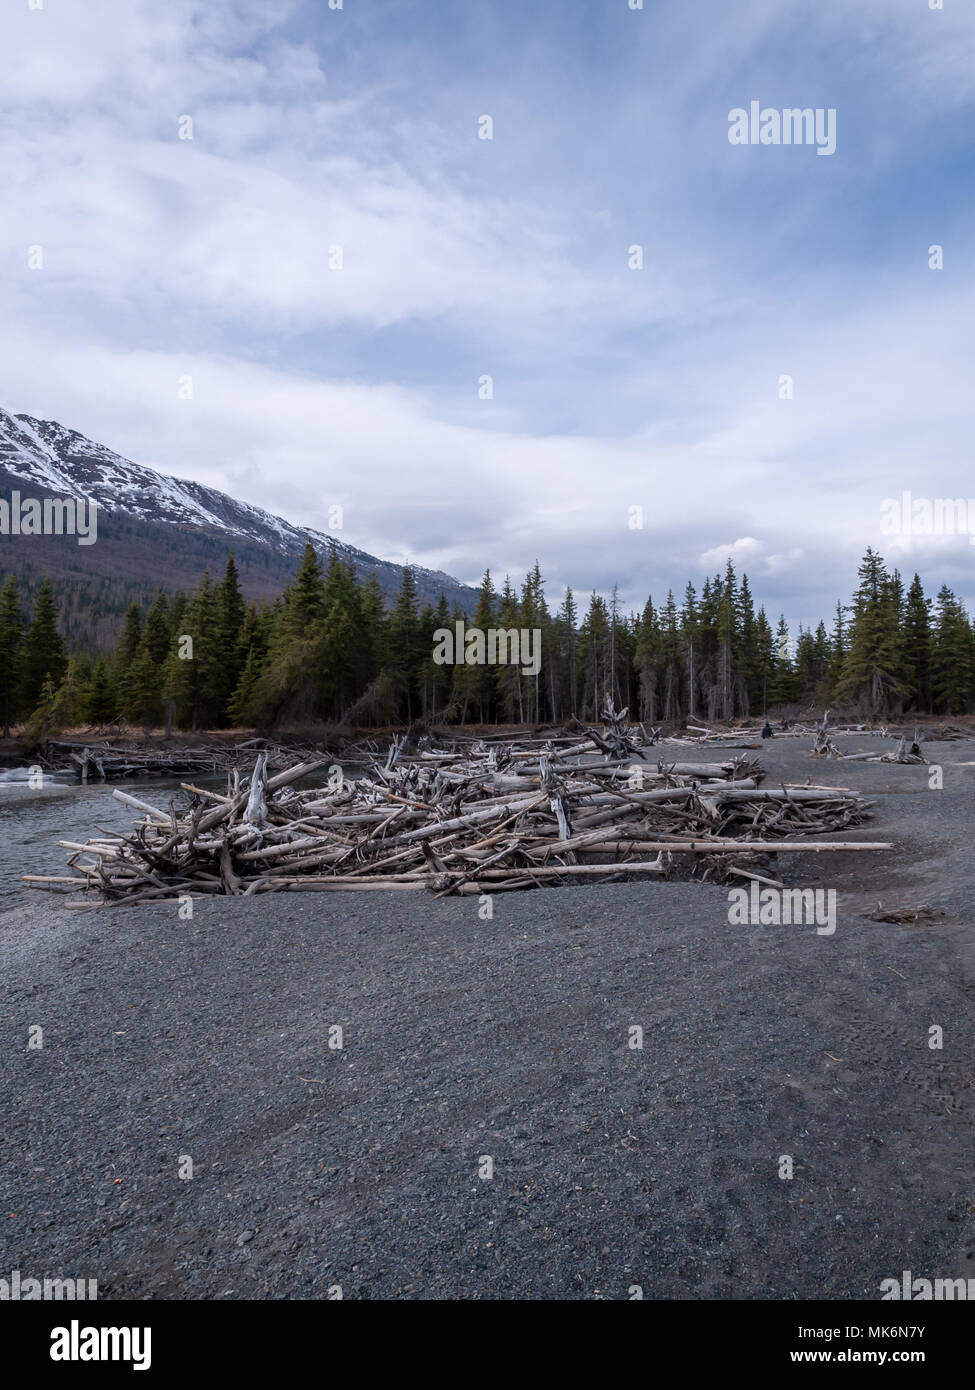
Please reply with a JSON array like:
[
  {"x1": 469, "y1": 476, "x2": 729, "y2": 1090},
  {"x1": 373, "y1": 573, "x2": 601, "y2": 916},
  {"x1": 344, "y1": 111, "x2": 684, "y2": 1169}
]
[{"x1": 699, "y1": 538, "x2": 763, "y2": 568}]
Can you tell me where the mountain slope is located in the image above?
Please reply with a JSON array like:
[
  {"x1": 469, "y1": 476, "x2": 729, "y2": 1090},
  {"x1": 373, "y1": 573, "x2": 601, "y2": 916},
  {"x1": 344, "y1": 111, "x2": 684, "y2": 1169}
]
[{"x1": 0, "y1": 407, "x2": 476, "y2": 645}]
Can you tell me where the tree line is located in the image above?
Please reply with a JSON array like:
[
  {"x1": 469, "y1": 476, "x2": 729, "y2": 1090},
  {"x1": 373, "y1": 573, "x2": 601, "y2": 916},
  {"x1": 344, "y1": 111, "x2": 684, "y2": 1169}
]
[{"x1": 0, "y1": 543, "x2": 973, "y2": 738}]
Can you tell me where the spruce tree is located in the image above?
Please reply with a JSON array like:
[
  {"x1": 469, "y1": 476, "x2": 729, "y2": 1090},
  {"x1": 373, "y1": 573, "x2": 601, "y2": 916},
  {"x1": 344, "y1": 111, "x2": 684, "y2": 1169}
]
[
  {"x1": 0, "y1": 575, "x2": 24, "y2": 736},
  {"x1": 419, "y1": 592, "x2": 452, "y2": 719},
  {"x1": 284, "y1": 543, "x2": 326, "y2": 636},
  {"x1": 493, "y1": 578, "x2": 522, "y2": 723},
  {"x1": 736, "y1": 573, "x2": 758, "y2": 715},
  {"x1": 902, "y1": 574, "x2": 933, "y2": 712},
  {"x1": 167, "y1": 572, "x2": 220, "y2": 730},
  {"x1": 357, "y1": 576, "x2": 386, "y2": 696},
  {"x1": 579, "y1": 592, "x2": 611, "y2": 719},
  {"x1": 680, "y1": 582, "x2": 699, "y2": 719},
  {"x1": 18, "y1": 578, "x2": 68, "y2": 714},
  {"x1": 142, "y1": 588, "x2": 172, "y2": 665},
  {"x1": 753, "y1": 608, "x2": 775, "y2": 714},
  {"x1": 555, "y1": 586, "x2": 578, "y2": 720},
  {"x1": 520, "y1": 562, "x2": 548, "y2": 723},
  {"x1": 125, "y1": 642, "x2": 164, "y2": 731},
  {"x1": 227, "y1": 604, "x2": 272, "y2": 726},
  {"x1": 717, "y1": 560, "x2": 739, "y2": 720},
  {"x1": 835, "y1": 549, "x2": 904, "y2": 715},
  {"x1": 826, "y1": 602, "x2": 847, "y2": 701},
  {"x1": 633, "y1": 595, "x2": 660, "y2": 724},
  {"x1": 768, "y1": 615, "x2": 798, "y2": 708},
  {"x1": 85, "y1": 658, "x2": 116, "y2": 725},
  {"x1": 113, "y1": 601, "x2": 144, "y2": 716},
  {"x1": 931, "y1": 585, "x2": 975, "y2": 714},
  {"x1": 212, "y1": 555, "x2": 246, "y2": 723},
  {"x1": 228, "y1": 645, "x2": 263, "y2": 727},
  {"x1": 317, "y1": 555, "x2": 362, "y2": 719},
  {"x1": 385, "y1": 566, "x2": 421, "y2": 722},
  {"x1": 468, "y1": 570, "x2": 497, "y2": 723}
]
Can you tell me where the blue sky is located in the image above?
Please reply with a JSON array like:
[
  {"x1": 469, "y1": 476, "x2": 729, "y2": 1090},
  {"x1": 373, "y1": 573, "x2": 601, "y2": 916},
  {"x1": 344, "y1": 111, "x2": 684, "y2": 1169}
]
[{"x1": 1, "y1": 0, "x2": 973, "y2": 629}]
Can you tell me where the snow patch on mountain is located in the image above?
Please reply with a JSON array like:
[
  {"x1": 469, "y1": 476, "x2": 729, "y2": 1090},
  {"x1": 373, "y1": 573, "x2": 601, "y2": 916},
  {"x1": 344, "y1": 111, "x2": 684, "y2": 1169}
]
[{"x1": 1, "y1": 408, "x2": 385, "y2": 566}]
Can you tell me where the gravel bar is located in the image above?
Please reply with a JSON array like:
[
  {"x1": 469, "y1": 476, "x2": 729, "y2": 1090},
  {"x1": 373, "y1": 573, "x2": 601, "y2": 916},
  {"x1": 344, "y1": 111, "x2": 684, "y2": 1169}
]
[{"x1": 1, "y1": 738, "x2": 973, "y2": 1299}]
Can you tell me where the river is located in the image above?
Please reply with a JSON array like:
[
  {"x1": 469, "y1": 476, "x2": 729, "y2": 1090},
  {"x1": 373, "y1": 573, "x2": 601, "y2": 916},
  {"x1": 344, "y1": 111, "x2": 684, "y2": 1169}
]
[{"x1": 0, "y1": 770, "x2": 223, "y2": 905}]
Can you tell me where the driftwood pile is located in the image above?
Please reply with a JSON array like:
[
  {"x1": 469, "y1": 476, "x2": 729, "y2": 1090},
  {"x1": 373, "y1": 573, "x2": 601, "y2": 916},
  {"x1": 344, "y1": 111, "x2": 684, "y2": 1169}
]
[
  {"x1": 38, "y1": 738, "x2": 331, "y2": 783},
  {"x1": 40, "y1": 741, "x2": 224, "y2": 782},
  {"x1": 810, "y1": 722, "x2": 928, "y2": 764},
  {"x1": 668, "y1": 723, "x2": 765, "y2": 749},
  {"x1": 26, "y1": 721, "x2": 889, "y2": 904}
]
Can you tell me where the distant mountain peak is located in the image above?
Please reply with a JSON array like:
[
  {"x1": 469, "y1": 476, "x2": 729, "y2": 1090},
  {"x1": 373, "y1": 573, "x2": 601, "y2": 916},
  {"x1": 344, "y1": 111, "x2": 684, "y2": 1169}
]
[{"x1": 0, "y1": 406, "x2": 476, "y2": 626}]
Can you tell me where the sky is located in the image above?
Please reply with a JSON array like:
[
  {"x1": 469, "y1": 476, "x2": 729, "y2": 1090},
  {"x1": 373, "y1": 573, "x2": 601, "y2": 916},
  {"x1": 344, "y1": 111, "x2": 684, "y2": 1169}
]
[{"x1": 1, "y1": 0, "x2": 973, "y2": 629}]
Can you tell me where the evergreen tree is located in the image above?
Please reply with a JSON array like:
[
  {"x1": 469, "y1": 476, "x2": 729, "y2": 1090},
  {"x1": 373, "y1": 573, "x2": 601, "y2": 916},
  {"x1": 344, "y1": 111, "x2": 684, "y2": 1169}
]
[
  {"x1": 810, "y1": 620, "x2": 831, "y2": 704},
  {"x1": 520, "y1": 562, "x2": 548, "y2": 723},
  {"x1": 85, "y1": 658, "x2": 116, "y2": 725},
  {"x1": 633, "y1": 595, "x2": 660, "y2": 723},
  {"x1": 753, "y1": 608, "x2": 775, "y2": 714},
  {"x1": 142, "y1": 588, "x2": 171, "y2": 665},
  {"x1": 212, "y1": 555, "x2": 246, "y2": 724},
  {"x1": 317, "y1": 554, "x2": 363, "y2": 719},
  {"x1": 680, "y1": 582, "x2": 699, "y2": 719},
  {"x1": 579, "y1": 592, "x2": 611, "y2": 718},
  {"x1": 283, "y1": 543, "x2": 326, "y2": 636},
  {"x1": 0, "y1": 575, "x2": 24, "y2": 736},
  {"x1": 555, "y1": 586, "x2": 579, "y2": 720},
  {"x1": 826, "y1": 601, "x2": 847, "y2": 701},
  {"x1": 357, "y1": 576, "x2": 386, "y2": 698},
  {"x1": 385, "y1": 566, "x2": 421, "y2": 722},
  {"x1": 931, "y1": 585, "x2": 975, "y2": 714},
  {"x1": 18, "y1": 578, "x2": 68, "y2": 714},
  {"x1": 902, "y1": 574, "x2": 933, "y2": 712},
  {"x1": 25, "y1": 661, "x2": 82, "y2": 742},
  {"x1": 228, "y1": 645, "x2": 263, "y2": 728},
  {"x1": 125, "y1": 643, "x2": 164, "y2": 731},
  {"x1": 228, "y1": 604, "x2": 272, "y2": 727},
  {"x1": 736, "y1": 573, "x2": 758, "y2": 715},
  {"x1": 115, "y1": 601, "x2": 144, "y2": 674},
  {"x1": 458, "y1": 569, "x2": 497, "y2": 723},
  {"x1": 835, "y1": 548, "x2": 904, "y2": 715},
  {"x1": 768, "y1": 615, "x2": 798, "y2": 707},
  {"x1": 167, "y1": 572, "x2": 221, "y2": 730},
  {"x1": 717, "y1": 560, "x2": 739, "y2": 720},
  {"x1": 493, "y1": 578, "x2": 522, "y2": 723}
]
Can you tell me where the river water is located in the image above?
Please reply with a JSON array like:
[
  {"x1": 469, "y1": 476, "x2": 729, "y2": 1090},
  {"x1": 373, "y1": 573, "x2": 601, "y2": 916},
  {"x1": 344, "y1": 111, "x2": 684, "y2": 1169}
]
[{"x1": 0, "y1": 770, "x2": 224, "y2": 905}]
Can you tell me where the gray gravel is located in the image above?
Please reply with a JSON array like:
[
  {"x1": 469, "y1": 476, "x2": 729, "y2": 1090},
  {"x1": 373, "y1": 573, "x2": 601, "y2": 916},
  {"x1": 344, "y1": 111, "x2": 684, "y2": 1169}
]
[{"x1": 1, "y1": 738, "x2": 973, "y2": 1299}]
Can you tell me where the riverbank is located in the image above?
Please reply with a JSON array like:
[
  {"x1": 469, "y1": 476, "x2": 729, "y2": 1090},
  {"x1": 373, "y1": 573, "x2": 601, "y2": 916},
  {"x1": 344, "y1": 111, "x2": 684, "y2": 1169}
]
[{"x1": 1, "y1": 737, "x2": 972, "y2": 1299}]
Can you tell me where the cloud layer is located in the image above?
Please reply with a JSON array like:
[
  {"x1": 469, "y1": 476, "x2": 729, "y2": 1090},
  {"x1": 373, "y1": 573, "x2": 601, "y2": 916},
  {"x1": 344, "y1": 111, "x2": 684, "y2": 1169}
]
[{"x1": 1, "y1": 0, "x2": 973, "y2": 627}]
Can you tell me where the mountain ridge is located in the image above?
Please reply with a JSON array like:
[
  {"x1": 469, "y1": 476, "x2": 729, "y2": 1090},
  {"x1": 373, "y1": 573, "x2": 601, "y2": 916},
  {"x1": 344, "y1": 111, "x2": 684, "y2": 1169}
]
[{"x1": 0, "y1": 406, "x2": 476, "y2": 645}]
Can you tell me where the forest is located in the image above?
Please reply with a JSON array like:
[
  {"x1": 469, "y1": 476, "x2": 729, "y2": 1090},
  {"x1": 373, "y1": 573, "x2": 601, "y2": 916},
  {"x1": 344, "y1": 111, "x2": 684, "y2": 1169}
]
[{"x1": 1, "y1": 543, "x2": 973, "y2": 739}]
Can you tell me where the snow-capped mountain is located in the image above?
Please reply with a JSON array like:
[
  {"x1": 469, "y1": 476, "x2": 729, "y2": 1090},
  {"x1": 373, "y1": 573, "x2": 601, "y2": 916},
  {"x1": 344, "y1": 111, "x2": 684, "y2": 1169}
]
[{"x1": 0, "y1": 407, "x2": 475, "y2": 624}]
